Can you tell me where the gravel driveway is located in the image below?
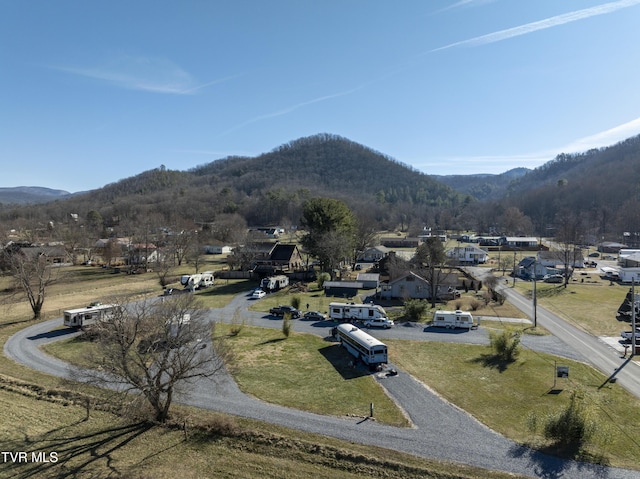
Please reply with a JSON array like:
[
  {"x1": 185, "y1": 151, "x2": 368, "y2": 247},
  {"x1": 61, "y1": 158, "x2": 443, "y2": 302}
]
[{"x1": 5, "y1": 293, "x2": 640, "y2": 479}]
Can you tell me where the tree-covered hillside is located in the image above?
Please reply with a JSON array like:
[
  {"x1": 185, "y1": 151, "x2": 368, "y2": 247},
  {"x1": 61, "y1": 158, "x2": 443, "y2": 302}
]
[{"x1": 0, "y1": 134, "x2": 467, "y2": 237}]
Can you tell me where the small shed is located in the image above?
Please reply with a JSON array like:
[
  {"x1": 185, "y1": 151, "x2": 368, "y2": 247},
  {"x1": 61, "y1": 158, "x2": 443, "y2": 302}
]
[
  {"x1": 356, "y1": 273, "x2": 380, "y2": 289},
  {"x1": 324, "y1": 281, "x2": 363, "y2": 298}
]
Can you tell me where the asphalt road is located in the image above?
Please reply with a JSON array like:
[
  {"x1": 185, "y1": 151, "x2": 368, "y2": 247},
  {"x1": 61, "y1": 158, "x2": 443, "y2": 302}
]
[
  {"x1": 5, "y1": 291, "x2": 640, "y2": 479},
  {"x1": 467, "y1": 267, "x2": 640, "y2": 398}
]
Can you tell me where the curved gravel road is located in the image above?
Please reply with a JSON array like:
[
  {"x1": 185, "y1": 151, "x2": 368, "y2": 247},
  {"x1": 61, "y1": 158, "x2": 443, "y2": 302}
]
[{"x1": 5, "y1": 292, "x2": 640, "y2": 479}]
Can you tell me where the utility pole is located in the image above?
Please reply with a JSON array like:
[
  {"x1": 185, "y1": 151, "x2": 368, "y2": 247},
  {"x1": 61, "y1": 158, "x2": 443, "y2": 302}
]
[
  {"x1": 533, "y1": 262, "x2": 537, "y2": 328},
  {"x1": 633, "y1": 278, "x2": 637, "y2": 356}
]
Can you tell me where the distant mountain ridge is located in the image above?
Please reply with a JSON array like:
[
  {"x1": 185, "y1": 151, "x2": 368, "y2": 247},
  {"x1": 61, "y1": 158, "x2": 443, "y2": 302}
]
[
  {"x1": 432, "y1": 167, "x2": 530, "y2": 200},
  {"x1": 3, "y1": 132, "x2": 640, "y2": 238},
  {"x1": 0, "y1": 186, "x2": 71, "y2": 205}
]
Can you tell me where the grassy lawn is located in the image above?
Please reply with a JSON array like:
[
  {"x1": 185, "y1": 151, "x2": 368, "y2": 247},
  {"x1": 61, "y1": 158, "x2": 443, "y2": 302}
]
[
  {"x1": 209, "y1": 324, "x2": 409, "y2": 427},
  {"x1": 513, "y1": 280, "x2": 630, "y2": 336},
  {"x1": 389, "y1": 339, "x2": 640, "y2": 469},
  {"x1": 44, "y1": 324, "x2": 410, "y2": 427},
  {"x1": 0, "y1": 387, "x2": 526, "y2": 479},
  {"x1": 194, "y1": 279, "x2": 256, "y2": 308}
]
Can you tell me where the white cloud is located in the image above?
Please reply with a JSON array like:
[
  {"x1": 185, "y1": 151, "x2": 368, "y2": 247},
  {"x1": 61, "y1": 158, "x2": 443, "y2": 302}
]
[
  {"x1": 55, "y1": 55, "x2": 203, "y2": 94},
  {"x1": 220, "y1": 86, "x2": 363, "y2": 136},
  {"x1": 432, "y1": 0, "x2": 640, "y2": 52},
  {"x1": 418, "y1": 117, "x2": 640, "y2": 176},
  {"x1": 558, "y1": 117, "x2": 640, "y2": 153}
]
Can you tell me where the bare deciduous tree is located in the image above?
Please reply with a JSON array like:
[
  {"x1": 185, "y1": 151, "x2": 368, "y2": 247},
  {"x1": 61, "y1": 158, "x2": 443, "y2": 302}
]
[
  {"x1": 78, "y1": 294, "x2": 231, "y2": 422},
  {"x1": 4, "y1": 248, "x2": 56, "y2": 320}
]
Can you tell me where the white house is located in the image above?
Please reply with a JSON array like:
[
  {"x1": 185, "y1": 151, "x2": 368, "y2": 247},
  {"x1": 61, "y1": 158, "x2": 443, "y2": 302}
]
[
  {"x1": 204, "y1": 245, "x2": 233, "y2": 254},
  {"x1": 357, "y1": 245, "x2": 389, "y2": 262},
  {"x1": 617, "y1": 267, "x2": 640, "y2": 283},
  {"x1": 446, "y1": 246, "x2": 488, "y2": 265}
]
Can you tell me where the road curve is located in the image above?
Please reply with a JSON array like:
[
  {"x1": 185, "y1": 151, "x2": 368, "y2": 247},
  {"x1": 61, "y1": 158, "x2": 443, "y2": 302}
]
[{"x1": 4, "y1": 295, "x2": 640, "y2": 479}]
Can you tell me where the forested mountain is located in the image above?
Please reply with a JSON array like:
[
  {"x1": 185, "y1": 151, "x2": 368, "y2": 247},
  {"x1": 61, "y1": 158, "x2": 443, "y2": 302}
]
[
  {"x1": 0, "y1": 187, "x2": 71, "y2": 205},
  {"x1": 3, "y1": 133, "x2": 640, "y2": 243},
  {"x1": 433, "y1": 168, "x2": 530, "y2": 200},
  {"x1": 0, "y1": 134, "x2": 467, "y2": 238},
  {"x1": 506, "y1": 134, "x2": 640, "y2": 237}
]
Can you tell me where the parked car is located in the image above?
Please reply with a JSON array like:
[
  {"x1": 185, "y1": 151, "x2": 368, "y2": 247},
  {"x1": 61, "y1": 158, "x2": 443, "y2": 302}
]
[
  {"x1": 303, "y1": 311, "x2": 326, "y2": 321},
  {"x1": 621, "y1": 329, "x2": 640, "y2": 341},
  {"x1": 269, "y1": 305, "x2": 301, "y2": 318},
  {"x1": 543, "y1": 274, "x2": 563, "y2": 283},
  {"x1": 252, "y1": 289, "x2": 266, "y2": 299},
  {"x1": 364, "y1": 317, "x2": 394, "y2": 329}
]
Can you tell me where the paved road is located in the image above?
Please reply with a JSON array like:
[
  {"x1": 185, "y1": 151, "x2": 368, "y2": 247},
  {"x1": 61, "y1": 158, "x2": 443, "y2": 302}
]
[
  {"x1": 467, "y1": 267, "x2": 640, "y2": 398},
  {"x1": 5, "y1": 292, "x2": 640, "y2": 479}
]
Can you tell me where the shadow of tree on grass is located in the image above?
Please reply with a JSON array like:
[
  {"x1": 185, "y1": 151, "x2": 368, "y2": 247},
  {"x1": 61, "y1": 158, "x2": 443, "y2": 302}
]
[{"x1": 1, "y1": 421, "x2": 162, "y2": 479}]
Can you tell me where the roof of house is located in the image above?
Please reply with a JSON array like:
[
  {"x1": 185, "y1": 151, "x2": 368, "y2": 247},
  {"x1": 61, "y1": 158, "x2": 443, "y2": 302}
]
[
  {"x1": 269, "y1": 243, "x2": 298, "y2": 261},
  {"x1": 356, "y1": 273, "x2": 380, "y2": 282},
  {"x1": 323, "y1": 281, "x2": 363, "y2": 288}
]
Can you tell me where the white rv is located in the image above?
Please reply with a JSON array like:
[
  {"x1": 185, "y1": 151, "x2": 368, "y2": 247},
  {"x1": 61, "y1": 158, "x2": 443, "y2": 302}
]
[
  {"x1": 432, "y1": 310, "x2": 476, "y2": 330},
  {"x1": 181, "y1": 272, "x2": 214, "y2": 290},
  {"x1": 199, "y1": 271, "x2": 214, "y2": 288},
  {"x1": 260, "y1": 275, "x2": 289, "y2": 292},
  {"x1": 166, "y1": 313, "x2": 191, "y2": 338},
  {"x1": 329, "y1": 302, "x2": 388, "y2": 322},
  {"x1": 63, "y1": 304, "x2": 119, "y2": 328}
]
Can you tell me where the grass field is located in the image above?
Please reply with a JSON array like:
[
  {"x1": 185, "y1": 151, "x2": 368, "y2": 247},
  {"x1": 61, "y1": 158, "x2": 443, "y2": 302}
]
[
  {"x1": 389, "y1": 339, "x2": 640, "y2": 469},
  {"x1": 3, "y1": 261, "x2": 640, "y2": 475},
  {"x1": 0, "y1": 387, "x2": 528, "y2": 479},
  {"x1": 513, "y1": 279, "x2": 630, "y2": 336}
]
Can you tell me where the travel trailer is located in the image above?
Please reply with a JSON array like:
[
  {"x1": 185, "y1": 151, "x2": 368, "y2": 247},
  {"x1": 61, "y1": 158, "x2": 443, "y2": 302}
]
[
  {"x1": 329, "y1": 302, "x2": 388, "y2": 322},
  {"x1": 432, "y1": 310, "x2": 476, "y2": 330}
]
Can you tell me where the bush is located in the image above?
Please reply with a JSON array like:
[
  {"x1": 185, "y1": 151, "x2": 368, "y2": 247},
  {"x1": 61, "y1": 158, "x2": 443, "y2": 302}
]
[
  {"x1": 291, "y1": 295, "x2": 301, "y2": 309},
  {"x1": 469, "y1": 299, "x2": 483, "y2": 311},
  {"x1": 316, "y1": 272, "x2": 331, "y2": 290},
  {"x1": 404, "y1": 299, "x2": 429, "y2": 321},
  {"x1": 543, "y1": 390, "x2": 596, "y2": 448},
  {"x1": 282, "y1": 314, "x2": 292, "y2": 338},
  {"x1": 489, "y1": 329, "x2": 521, "y2": 362}
]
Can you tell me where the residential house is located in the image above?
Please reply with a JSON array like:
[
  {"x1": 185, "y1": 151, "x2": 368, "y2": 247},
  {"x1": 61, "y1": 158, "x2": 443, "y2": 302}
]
[
  {"x1": 203, "y1": 245, "x2": 233, "y2": 254},
  {"x1": 537, "y1": 250, "x2": 583, "y2": 269},
  {"x1": 379, "y1": 271, "x2": 458, "y2": 301},
  {"x1": 620, "y1": 252, "x2": 640, "y2": 268},
  {"x1": 500, "y1": 236, "x2": 539, "y2": 249},
  {"x1": 517, "y1": 257, "x2": 555, "y2": 280},
  {"x1": 253, "y1": 243, "x2": 303, "y2": 275},
  {"x1": 357, "y1": 245, "x2": 389, "y2": 262},
  {"x1": 446, "y1": 246, "x2": 488, "y2": 265},
  {"x1": 380, "y1": 236, "x2": 421, "y2": 248},
  {"x1": 15, "y1": 245, "x2": 69, "y2": 265},
  {"x1": 598, "y1": 241, "x2": 627, "y2": 254}
]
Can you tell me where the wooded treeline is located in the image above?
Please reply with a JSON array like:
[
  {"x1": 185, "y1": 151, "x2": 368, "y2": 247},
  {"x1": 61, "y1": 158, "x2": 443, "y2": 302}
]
[{"x1": 1, "y1": 133, "x2": 640, "y2": 245}]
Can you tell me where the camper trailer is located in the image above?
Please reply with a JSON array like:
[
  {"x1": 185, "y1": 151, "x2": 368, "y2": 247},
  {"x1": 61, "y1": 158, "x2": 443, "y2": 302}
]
[
  {"x1": 260, "y1": 275, "x2": 289, "y2": 292},
  {"x1": 63, "y1": 304, "x2": 119, "y2": 328},
  {"x1": 180, "y1": 272, "x2": 214, "y2": 290},
  {"x1": 329, "y1": 302, "x2": 388, "y2": 322},
  {"x1": 166, "y1": 313, "x2": 191, "y2": 338},
  {"x1": 432, "y1": 310, "x2": 476, "y2": 330}
]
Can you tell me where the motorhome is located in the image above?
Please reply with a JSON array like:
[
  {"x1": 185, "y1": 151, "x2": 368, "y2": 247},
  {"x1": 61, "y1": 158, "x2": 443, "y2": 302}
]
[
  {"x1": 329, "y1": 302, "x2": 388, "y2": 322},
  {"x1": 432, "y1": 310, "x2": 476, "y2": 330},
  {"x1": 63, "y1": 304, "x2": 119, "y2": 328},
  {"x1": 260, "y1": 275, "x2": 289, "y2": 292}
]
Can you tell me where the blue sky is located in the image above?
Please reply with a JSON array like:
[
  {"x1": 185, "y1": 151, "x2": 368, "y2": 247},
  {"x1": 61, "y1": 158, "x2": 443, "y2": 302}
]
[{"x1": 2, "y1": 0, "x2": 640, "y2": 193}]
